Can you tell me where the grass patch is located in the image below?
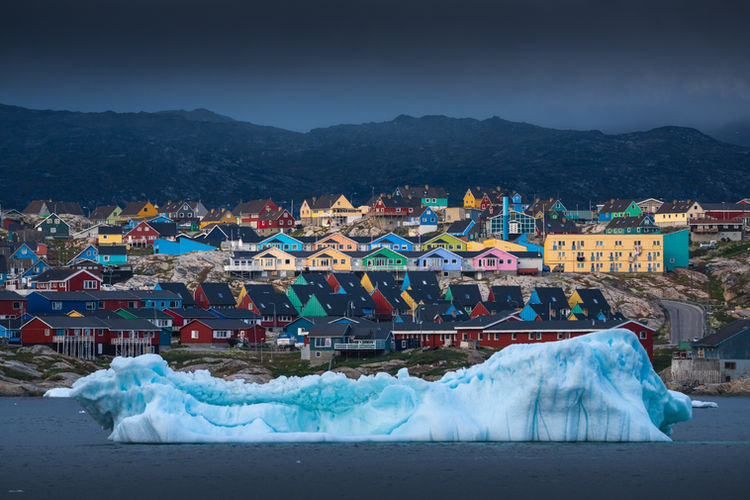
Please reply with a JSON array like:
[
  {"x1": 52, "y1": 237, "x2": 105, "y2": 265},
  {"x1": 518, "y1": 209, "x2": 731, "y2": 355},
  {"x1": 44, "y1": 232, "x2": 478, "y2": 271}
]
[
  {"x1": 715, "y1": 241, "x2": 750, "y2": 259},
  {"x1": 0, "y1": 367, "x2": 35, "y2": 381}
]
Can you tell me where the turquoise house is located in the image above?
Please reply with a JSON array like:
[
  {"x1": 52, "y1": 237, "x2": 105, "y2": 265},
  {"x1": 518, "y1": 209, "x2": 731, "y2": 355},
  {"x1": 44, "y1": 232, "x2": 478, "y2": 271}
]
[
  {"x1": 97, "y1": 245, "x2": 128, "y2": 266},
  {"x1": 258, "y1": 233, "x2": 304, "y2": 251},
  {"x1": 663, "y1": 229, "x2": 689, "y2": 271}
]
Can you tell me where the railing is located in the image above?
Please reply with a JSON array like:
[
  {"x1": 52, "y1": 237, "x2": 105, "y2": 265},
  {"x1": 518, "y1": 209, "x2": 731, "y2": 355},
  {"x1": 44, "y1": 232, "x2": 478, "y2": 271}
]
[
  {"x1": 224, "y1": 263, "x2": 266, "y2": 271},
  {"x1": 334, "y1": 340, "x2": 386, "y2": 350},
  {"x1": 52, "y1": 335, "x2": 96, "y2": 343}
]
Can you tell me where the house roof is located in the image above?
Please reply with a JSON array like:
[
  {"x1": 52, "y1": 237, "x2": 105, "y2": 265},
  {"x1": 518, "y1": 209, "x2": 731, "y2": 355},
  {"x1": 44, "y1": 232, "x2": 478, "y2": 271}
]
[
  {"x1": 700, "y1": 202, "x2": 750, "y2": 212},
  {"x1": 536, "y1": 217, "x2": 579, "y2": 234},
  {"x1": 308, "y1": 322, "x2": 350, "y2": 337},
  {"x1": 606, "y1": 215, "x2": 654, "y2": 230},
  {"x1": 32, "y1": 268, "x2": 101, "y2": 283},
  {"x1": 246, "y1": 291, "x2": 296, "y2": 315},
  {"x1": 148, "y1": 222, "x2": 178, "y2": 237},
  {"x1": 98, "y1": 225, "x2": 123, "y2": 235},
  {"x1": 656, "y1": 200, "x2": 697, "y2": 214},
  {"x1": 120, "y1": 201, "x2": 151, "y2": 217},
  {"x1": 534, "y1": 287, "x2": 568, "y2": 308},
  {"x1": 165, "y1": 307, "x2": 215, "y2": 319},
  {"x1": 448, "y1": 284, "x2": 482, "y2": 306},
  {"x1": 89, "y1": 206, "x2": 119, "y2": 220},
  {"x1": 692, "y1": 319, "x2": 750, "y2": 347},
  {"x1": 307, "y1": 194, "x2": 344, "y2": 210},
  {"x1": 0, "y1": 290, "x2": 24, "y2": 301},
  {"x1": 98, "y1": 245, "x2": 127, "y2": 256},
  {"x1": 490, "y1": 286, "x2": 524, "y2": 307},
  {"x1": 157, "y1": 283, "x2": 196, "y2": 306},
  {"x1": 599, "y1": 199, "x2": 636, "y2": 213},
  {"x1": 197, "y1": 282, "x2": 235, "y2": 306},
  {"x1": 188, "y1": 318, "x2": 252, "y2": 330},
  {"x1": 233, "y1": 199, "x2": 274, "y2": 215},
  {"x1": 209, "y1": 308, "x2": 261, "y2": 320},
  {"x1": 118, "y1": 307, "x2": 171, "y2": 319},
  {"x1": 447, "y1": 219, "x2": 474, "y2": 234}
]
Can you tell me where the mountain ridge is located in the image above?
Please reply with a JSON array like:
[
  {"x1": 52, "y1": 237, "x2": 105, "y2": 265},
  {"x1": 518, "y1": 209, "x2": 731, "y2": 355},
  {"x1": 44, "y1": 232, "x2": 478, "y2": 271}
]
[{"x1": 0, "y1": 103, "x2": 748, "y2": 209}]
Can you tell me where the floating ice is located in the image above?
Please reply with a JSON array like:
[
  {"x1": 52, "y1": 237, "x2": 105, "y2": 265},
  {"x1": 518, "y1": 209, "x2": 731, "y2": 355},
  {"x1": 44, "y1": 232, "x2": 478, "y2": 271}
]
[
  {"x1": 44, "y1": 387, "x2": 73, "y2": 398},
  {"x1": 68, "y1": 329, "x2": 691, "y2": 443},
  {"x1": 691, "y1": 400, "x2": 718, "y2": 409}
]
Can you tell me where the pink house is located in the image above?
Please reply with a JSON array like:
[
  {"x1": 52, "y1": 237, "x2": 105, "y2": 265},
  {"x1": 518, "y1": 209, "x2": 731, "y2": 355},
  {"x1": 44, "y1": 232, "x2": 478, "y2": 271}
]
[{"x1": 468, "y1": 247, "x2": 518, "y2": 272}]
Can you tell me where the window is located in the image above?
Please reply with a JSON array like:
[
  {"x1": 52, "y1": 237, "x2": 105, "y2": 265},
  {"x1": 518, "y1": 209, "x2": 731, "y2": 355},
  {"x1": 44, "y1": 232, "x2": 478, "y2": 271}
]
[
  {"x1": 84, "y1": 280, "x2": 97, "y2": 289},
  {"x1": 536, "y1": 332, "x2": 542, "y2": 340},
  {"x1": 725, "y1": 362, "x2": 736, "y2": 370},
  {"x1": 639, "y1": 331, "x2": 648, "y2": 339},
  {"x1": 494, "y1": 333, "x2": 499, "y2": 340},
  {"x1": 557, "y1": 333, "x2": 564, "y2": 339},
  {"x1": 86, "y1": 302, "x2": 95, "y2": 311},
  {"x1": 52, "y1": 302, "x2": 62, "y2": 311},
  {"x1": 528, "y1": 333, "x2": 534, "y2": 340},
  {"x1": 191, "y1": 330, "x2": 199, "y2": 339},
  {"x1": 12, "y1": 302, "x2": 20, "y2": 310},
  {"x1": 44, "y1": 328, "x2": 50, "y2": 336}
]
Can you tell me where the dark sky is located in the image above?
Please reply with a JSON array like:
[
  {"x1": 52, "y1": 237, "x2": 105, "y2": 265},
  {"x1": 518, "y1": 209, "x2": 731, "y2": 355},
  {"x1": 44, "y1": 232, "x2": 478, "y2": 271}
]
[{"x1": 2, "y1": 0, "x2": 749, "y2": 132}]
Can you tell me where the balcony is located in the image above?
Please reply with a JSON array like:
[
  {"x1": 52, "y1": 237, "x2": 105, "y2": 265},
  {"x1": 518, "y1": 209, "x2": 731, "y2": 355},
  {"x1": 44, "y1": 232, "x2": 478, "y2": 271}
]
[
  {"x1": 224, "y1": 263, "x2": 265, "y2": 272},
  {"x1": 334, "y1": 340, "x2": 386, "y2": 350}
]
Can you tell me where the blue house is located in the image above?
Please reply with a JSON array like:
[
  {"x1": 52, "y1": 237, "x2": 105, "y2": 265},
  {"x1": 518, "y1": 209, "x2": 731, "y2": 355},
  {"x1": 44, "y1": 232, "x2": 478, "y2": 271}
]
[
  {"x1": 153, "y1": 237, "x2": 217, "y2": 255},
  {"x1": 509, "y1": 192, "x2": 527, "y2": 212},
  {"x1": 258, "y1": 233, "x2": 304, "y2": 252},
  {"x1": 27, "y1": 291, "x2": 98, "y2": 314},
  {"x1": 420, "y1": 207, "x2": 438, "y2": 226},
  {"x1": 21, "y1": 259, "x2": 50, "y2": 281},
  {"x1": 446, "y1": 219, "x2": 475, "y2": 238},
  {"x1": 369, "y1": 233, "x2": 414, "y2": 252},
  {"x1": 414, "y1": 247, "x2": 463, "y2": 272},
  {"x1": 0, "y1": 318, "x2": 23, "y2": 343},
  {"x1": 10, "y1": 243, "x2": 41, "y2": 264},
  {"x1": 67, "y1": 245, "x2": 99, "y2": 265},
  {"x1": 281, "y1": 316, "x2": 315, "y2": 345},
  {"x1": 147, "y1": 215, "x2": 174, "y2": 224}
]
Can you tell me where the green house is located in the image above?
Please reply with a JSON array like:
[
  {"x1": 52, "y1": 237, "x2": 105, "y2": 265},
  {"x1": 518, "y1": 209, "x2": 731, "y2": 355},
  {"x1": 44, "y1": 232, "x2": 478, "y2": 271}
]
[
  {"x1": 34, "y1": 213, "x2": 70, "y2": 239},
  {"x1": 605, "y1": 215, "x2": 659, "y2": 235},
  {"x1": 362, "y1": 247, "x2": 409, "y2": 270},
  {"x1": 598, "y1": 200, "x2": 643, "y2": 222},
  {"x1": 423, "y1": 233, "x2": 467, "y2": 252}
]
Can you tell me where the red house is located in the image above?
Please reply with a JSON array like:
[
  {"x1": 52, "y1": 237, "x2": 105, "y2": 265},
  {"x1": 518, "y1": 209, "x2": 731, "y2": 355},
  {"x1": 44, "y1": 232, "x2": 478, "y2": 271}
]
[
  {"x1": 31, "y1": 269, "x2": 102, "y2": 292},
  {"x1": 180, "y1": 318, "x2": 265, "y2": 345},
  {"x1": 233, "y1": 199, "x2": 278, "y2": 228},
  {"x1": 0, "y1": 290, "x2": 27, "y2": 318},
  {"x1": 86, "y1": 290, "x2": 140, "y2": 311},
  {"x1": 163, "y1": 307, "x2": 216, "y2": 328},
  {"x1": 124, "y1": 221, "x2": 160, "y2": 247},
  {"x1": 369, "y1": 196, "x2": 420, "y2": 216},
  {"x1": 256, "y1": 209, "x2": 295, "y2": 234}
]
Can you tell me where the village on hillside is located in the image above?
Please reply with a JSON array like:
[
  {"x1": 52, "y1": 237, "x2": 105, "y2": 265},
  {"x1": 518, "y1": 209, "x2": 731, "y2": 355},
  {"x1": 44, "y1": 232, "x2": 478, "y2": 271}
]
[{"x1": 1, "y1": 186, "x2": 749, "y2": 385}]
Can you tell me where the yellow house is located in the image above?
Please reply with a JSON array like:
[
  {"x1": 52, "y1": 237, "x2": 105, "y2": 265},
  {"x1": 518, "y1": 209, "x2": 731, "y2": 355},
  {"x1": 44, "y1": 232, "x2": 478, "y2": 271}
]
[
  {"x1": 463, "y1": 189, "x2": 480, "y2": 209},
  {"x1": 306, "y1": 248, "x2": 351, "y2": 271},
  {"x1": 199, "y1": 208, "x2": 235, "y2": 229},
  {"x1": 250, "y1": 247, "x2": 298, "y2": 273},
  {"x1": 119, "y1": 201, "x2": 158, "y2": 222},
  {"x1": 314, "y1": 233, "x2": 360, "y2": 252},
  {"x1": 97, "y1": 226, "x2": 123, "y2": 246},
  {"x1": 654, "y1": 201, "x2": 704, "y2": 228},
  {"x1": 544, "y1": 234, "x2": 664, "y2": 273},
  {"x1": 299, "y1": 194, "x2": 359, "y2": 226},
  {"x1": 467, "y1": 238, "x2": 526, "y2": 252}
]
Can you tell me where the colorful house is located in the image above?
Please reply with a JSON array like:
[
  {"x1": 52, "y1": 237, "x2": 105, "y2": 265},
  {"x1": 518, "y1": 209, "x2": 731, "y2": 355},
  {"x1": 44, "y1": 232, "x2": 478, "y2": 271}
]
[
  {"x1": 233, "y1": 199, "x2": 278, "y2": 227},
  {"x1": 544, "y1": 233, "x2": 670, "y2": 274},
  {"x1": 368, "y1": 233, "x2": 415, "y2": 252},
  {"x1": 654, "y1": 201, "x2": 704, "y2": 228},
  {"x1": 119, "y1": 201, "x2": 158, "y2": 222},
  {"x1": 31, "y1": 269, "x2": 102, "y2": 292},
  {"x1": 89, "y1": 205, "x2": 122, "y2": 226},
  {"x1": 67, "y1": 245, "x2": 99, "y2": 265},
  {"x1": 97, "y1": 245, "x2": 128, "y2": 266},
  {"x1": 464, "y1": 247, "x2": 518, "y2": 273},
  {"x1": 34, "y1": 213, "x2": 70, "y2": 239},
  {"x1": 97, "y1": 225, "x2": 123, "y2": 246},
  {"x1": 605, "y1": 215, "x2": 658, "y2": 234},
  {"x1": 258, "y1": 233, "x2": 304, "y2": 252},
  {"x1": 394, "y1": 185, "x2": 448, "y2": 208},
  {"x1": 423, "y1": 233, "x2": 466, "y2": 252},
  {"x1": 361, "y1": 247, "x2": 409, "y2": 271},
  {"x1": 360, "y1": 271, "x2": 398, "y2": 294},
  {"x1": 199, "y1": 208, "x2": 235, "y2": 229},
  {"x1": 124, "y1": 221, "x2": 160, "y2": 247},
  {"x1": 305, "y1": 248, "x2": 352, "y2": 271},
  {"x1": 414, "y1": 247, "x2": 463, "y2": 272},
  {"x1": 299, "y1": 194, "x2": 359, "y2": 226},
  {"x1": 598, "y1": 199, "x2": 643, "y2": 222}
]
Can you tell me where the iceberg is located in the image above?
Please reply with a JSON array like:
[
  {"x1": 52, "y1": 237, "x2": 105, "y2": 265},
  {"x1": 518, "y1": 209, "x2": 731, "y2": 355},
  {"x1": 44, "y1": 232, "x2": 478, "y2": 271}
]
[
  {"x1": 67, "y1": 329, "x2": 691, "y2": 443},
  {"x1": 691, "y1": 400, "x2": 718, "y2": 409}
]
